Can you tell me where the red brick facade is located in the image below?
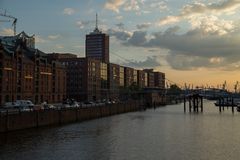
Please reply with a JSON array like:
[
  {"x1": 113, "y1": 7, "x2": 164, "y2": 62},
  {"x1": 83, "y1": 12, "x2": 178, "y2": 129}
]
[{"x1": 0, "y1": 38, "x2": 66, "y2": 105}]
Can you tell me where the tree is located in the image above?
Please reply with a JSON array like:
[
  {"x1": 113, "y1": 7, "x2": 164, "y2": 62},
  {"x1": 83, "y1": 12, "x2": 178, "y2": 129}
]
[{"x1": 167, "y1": 84, "x2": 182, "y2": 95}]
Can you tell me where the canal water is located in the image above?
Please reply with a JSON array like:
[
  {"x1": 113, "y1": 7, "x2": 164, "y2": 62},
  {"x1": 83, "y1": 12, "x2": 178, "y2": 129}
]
[{"x1": 1, "y1": 100, "x2": 240, "y2": 160}]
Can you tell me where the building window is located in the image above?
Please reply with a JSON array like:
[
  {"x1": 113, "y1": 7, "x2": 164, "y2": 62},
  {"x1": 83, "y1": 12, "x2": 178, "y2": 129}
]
[{"x1": 5, "y1": 95, "x2": 9, "y2": 102}]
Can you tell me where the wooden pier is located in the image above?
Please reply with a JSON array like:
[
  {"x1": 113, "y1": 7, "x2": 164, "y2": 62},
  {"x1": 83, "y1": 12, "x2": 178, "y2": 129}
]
[
  {"x1": 184, "y1": 94, "x2": 203, "y2": 113},
  {"x1": 216, "y1": 97, "x2": 236, "y2": 113}
]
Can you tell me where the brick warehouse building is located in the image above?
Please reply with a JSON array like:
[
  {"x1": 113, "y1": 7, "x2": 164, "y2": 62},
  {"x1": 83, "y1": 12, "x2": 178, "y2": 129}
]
[
  {"x1": 56, "y1": 56, "x2": 109, "y2": 102},
  {"x1": 0, "y1": 32, "x2": 66, "y2": 105},
  {"x1": 0, "y1": 18, "x2": 166, "y2": 105}
]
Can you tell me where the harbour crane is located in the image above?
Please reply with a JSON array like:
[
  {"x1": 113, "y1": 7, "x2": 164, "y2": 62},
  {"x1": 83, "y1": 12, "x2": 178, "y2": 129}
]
[
  {"x1": 222, "y1": 81, "x2": 227, "y2": 90},
  {"x1": 0, "y1": 19, "x2": 11, "y2": 22},
  {"x1": 0, "y1": 11, "x2": 17, "y2": 35},
  {"x1": 234, "y1": 81, "x2": 239, "y2": 93}
]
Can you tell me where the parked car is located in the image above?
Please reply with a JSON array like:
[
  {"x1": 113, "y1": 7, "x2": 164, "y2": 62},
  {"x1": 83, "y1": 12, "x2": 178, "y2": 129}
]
[
  {"x1": 41, "y1": 101, "x2": 56, "y2": 110},
  {"x1": 15, "y1": 100, "x2": 34, "y2": 108},
  {"x1": 4, "y1": 102, "x2": 19, "y2": 108},
  {"x1": 71, "y1": 101, "x2": 79, "y2": 108}
]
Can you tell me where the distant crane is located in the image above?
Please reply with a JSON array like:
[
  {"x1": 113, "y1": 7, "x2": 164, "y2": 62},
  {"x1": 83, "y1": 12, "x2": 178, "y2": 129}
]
[
  {"x1": 234, "y1": 81, "x2": 239, "y2": 93},
  {"x1": 222, "y1": 81, "x2": 227, "y2": 90},
  {"x1": 0, "y1": 19, "x2": 11, "y2": 22},
  {"x1": 0, "y1": 11, "x2": 17, "y2": 35}
]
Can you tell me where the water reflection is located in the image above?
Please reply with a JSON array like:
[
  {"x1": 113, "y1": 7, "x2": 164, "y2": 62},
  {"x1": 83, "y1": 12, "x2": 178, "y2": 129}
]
[{"x1": 1, "y1": 101, "x2": 240, "y2": 160}]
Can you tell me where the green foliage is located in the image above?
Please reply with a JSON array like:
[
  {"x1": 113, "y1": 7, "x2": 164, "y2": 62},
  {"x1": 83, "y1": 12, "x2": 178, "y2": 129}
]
[{"x1": 167, "y1": 84, "x2": 182, "y2": 95}]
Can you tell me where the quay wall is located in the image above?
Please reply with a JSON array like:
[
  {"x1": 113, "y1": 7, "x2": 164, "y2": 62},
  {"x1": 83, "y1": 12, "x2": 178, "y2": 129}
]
[{"x1": 0, "y1": 102, "x2": 141, "y2": 133}]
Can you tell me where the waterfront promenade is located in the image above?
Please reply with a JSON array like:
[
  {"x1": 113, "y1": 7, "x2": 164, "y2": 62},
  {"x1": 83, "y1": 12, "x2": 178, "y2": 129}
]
[{"x1": 1, "y1": 100, "x2": 240, "y2": 160}]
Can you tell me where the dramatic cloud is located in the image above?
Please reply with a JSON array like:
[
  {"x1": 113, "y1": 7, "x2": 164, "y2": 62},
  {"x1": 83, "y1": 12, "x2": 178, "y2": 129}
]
[
  {"x1": 113, "y1": 21, "x2": 240, "y2": 70},
  {"x1": 104, "y1": 0, "x2": 125, "y2": 13},
  {"x1": 158, "y1": 0, "x2": 240, "y2": 25},
  {"x1": 107, "y1": 28, "x2": 132, "y2": 41},
  {"x1": 63, "y1": 8, "x2": 76, "y2": 15},
  {"x1": 122, "y1": 56, "x2": 161, "y2": 68},
  {"x1": 189, "y1": 15, "x2": 235, "y2": 35},
  {"x1": 127, "y1": 31, "x2": 147, "y2": 46},
  {"x1": 0, "y1": 28, "x2": 14, "y2": 36}
]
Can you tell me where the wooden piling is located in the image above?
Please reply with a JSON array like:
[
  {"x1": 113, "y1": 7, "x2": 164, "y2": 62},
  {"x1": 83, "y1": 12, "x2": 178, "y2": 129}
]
[
  {"x1": 184, "y1": 97, "x2": 186, "y2": 112},
  {"x1": 222, "y1": 98, "x2": 225, "y2": 111},
  {"x1": 232, "y1": 97, "x2": 234, "y2": 113},
  {"x1": 189, "y1": 97, "x2": 192, "y2": 112},
  {"x1": 219, "y1": 98, "x2": 222, "y2": 112},
  {"x1": 185, "y1": 94, "x2": 203, "y2": 113}
]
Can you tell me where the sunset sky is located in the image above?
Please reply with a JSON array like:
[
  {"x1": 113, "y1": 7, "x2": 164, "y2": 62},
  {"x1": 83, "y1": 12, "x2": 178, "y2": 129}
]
[{"x1": 1, "y1": 0, "x2": 240, "y2": 90}]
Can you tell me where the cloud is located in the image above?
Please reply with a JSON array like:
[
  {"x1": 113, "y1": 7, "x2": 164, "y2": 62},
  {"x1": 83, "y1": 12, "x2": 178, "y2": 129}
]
[
  {"x1": 112, "y1": 19, "x2": 240, "y2": 70},
  {"x1": 149, "y1": 1, "x2": 169, "y2": 11},
  {"x1": 115, "y1": 15, "x2": 123, "y2": 20},
  {"x1": 189, "y1": 15, "x2": 235, "y2": 36},
  {"x1": 74, "y1": 45, "x2": 84, "y2": 49},
  {"x1": 165, "y1": 54, "x2": 228, "y2": 70},
  {"x1": 63, "y1": 8, "x2": 76, "y2": 15},
  {"x1": 76, "y1": 20, "x2": 92, "y2": 29},
  {"x1": 122, "y1": 56, "x2": 161, "y2": 68},
  {"x1": 0, "y1": 28, "x2": 14, "y2": 36},
  {"x1": 35, "y1": 35, "x2": 47, "y2": 43},
  {"x1": 55, "y1": 44, "x2": 64, "y2": 49},
  {"x1": 124, "y1": 0, "x2": 141, "y2": 11},
  {"x1": 107, "y1": 28, "x2": 132, "y2": 41},
  {"x1": 48, "y1": 34, "x2": 61, "y2": 40},
  {"x1": 158, "y1": 0, "x2": 240, "y2": 26},
  {"x1": 136, "y1": 22, "x2": 151, "y2": 30},
  {"x1": 115, "y1": 22, "x2": 125, "y2": 30},
  {"x1": 126, "y1": 31, "x2": 147, "y2": 46},
  {"x1": 158, "y1": 16, "x2": 181, "y2": 26},
  {"x1": 104, "y1": 0, "x2": 125, "y2": 13},
  {"x1": 105, "y1": 0, "x2": 144, "y2": 13}
]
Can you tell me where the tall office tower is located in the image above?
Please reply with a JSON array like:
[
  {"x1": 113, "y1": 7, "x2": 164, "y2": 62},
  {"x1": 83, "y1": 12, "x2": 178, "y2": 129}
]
[{"x1": 85, "y1": 14, "x2": 109, "y2": 63}]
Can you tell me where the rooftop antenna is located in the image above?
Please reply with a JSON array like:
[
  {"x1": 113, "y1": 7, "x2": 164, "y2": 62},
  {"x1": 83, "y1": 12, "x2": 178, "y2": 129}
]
[
  {"x1": 96, "y1": 13, "x2": 98, "y2": 30},
  {"x1": 93, "y1": 13, "x2": 101, "y2": 33}
]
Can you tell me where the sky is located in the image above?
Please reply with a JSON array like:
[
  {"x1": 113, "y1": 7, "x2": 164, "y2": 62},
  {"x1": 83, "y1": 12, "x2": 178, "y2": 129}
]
[{"x1": 1, "y1": 0, "x2": 240, "y2": 90}]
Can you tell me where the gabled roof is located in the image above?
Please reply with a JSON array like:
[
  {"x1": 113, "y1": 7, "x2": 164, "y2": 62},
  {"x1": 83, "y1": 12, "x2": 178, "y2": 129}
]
[{"x1": 0, "y1": 31, "x2": 34, "y2": 48}]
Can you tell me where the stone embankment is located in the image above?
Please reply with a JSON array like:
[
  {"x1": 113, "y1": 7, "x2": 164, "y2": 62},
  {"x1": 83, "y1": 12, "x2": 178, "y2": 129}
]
[{"x1": 0, "y1": 102, "x2": 141, "y2": 133}]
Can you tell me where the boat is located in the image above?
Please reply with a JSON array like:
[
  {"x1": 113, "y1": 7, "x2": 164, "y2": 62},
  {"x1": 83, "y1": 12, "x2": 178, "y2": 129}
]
[{"x1": 214, "y1": 98, "x2": 240, "y2": 107}]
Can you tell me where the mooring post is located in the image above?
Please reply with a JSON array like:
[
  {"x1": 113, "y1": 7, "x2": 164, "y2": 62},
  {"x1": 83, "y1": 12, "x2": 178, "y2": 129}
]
[
  {"x1": 222, "y1": 98, "x2": 224, "y2": 111},
  {"x1": 219, "y1": 98, "x2": 222, "y2": 113},
  {"x1": 184, "y1": 97, "x2": 186, "y2": 112},
  {"x1": 189, "y1": 97, "x2": 192, "y2": 112},
  {"x1": 232, "y1": 97, "x2": 234, "y2": 113},
  {"x1": 201, "y1": 96, "x2": 203, "y2": 112},
  {"x1": 193, "y1": 97, "x2": 196, "y2": 112},
  {"x1": 196, "y1": 98, "x2": 199, "y2": 112}
]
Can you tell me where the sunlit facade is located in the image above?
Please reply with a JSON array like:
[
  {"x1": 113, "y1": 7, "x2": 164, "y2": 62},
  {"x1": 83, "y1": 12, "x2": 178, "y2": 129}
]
[{"x1": 0, "y1": 36, "x2": 66, "y2": 105}]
